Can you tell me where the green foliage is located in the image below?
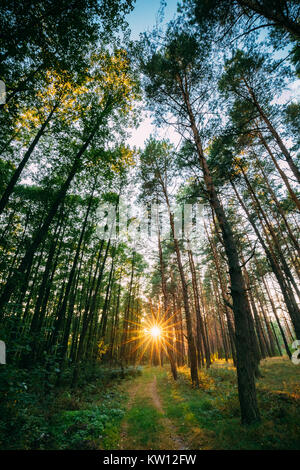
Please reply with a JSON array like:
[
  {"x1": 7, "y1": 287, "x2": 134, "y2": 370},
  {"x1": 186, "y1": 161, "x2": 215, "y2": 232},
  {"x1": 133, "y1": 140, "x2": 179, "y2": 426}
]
[
  {"x1": 284, "y1": 101, "x2": 300, "y2": 150},
  {"x1": 0, "y1": 363, "x2": 53, "y2": 449},
  {"x1": 0, "y1": 0, "x2": 299, "y2": 450},
  {"x1": 185, "y1": 0, "x2": 300, "y2": 74},
  {"x1": 50, "y1": 404, "x2": 125, "y2": 449},
  {"x1": 0, "y1": 364, "x2": 140, "y2": 450}
]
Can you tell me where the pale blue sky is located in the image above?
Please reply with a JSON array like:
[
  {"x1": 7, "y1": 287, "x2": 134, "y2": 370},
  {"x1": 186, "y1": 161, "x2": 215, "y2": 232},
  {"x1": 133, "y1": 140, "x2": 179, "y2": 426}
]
[
  {"x1": 127, "y1": 0, "x2": 179, "y2": 40},
  {"x1": 126, "y1": 0, "x2": 181, "y2": 148}
]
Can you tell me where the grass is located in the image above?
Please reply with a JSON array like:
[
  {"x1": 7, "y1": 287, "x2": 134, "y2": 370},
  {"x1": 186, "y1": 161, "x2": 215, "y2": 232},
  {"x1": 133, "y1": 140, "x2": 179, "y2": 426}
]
[
  {"x1": 49, "y1": 389, "x2": 127, "y2": 449},
  {"x1": 120, "y1": 367, "x2": 166, "y2": 449},
  {"x1": 126, "y1": 399, "x2": 163, "y2": 448},
  {"x1": 2, "y1": 357, "x2": 299, "y2": 450},
  {"x1": 156, "y1": 356, "x2": 300, "y2": 450},
  {"x1": 46, "y1": 358, "x2": 300, "y2": 450}
]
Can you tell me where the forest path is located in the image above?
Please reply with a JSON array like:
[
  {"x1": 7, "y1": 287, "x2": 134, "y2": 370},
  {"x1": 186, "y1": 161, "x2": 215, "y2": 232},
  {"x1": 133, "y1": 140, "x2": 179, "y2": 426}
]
[
  {"x1": 119, "y1": 368, "x2": 187, "y2": 450},
  {"x1": 115, "y1": 358, "x2": 300, "y2": 451}
]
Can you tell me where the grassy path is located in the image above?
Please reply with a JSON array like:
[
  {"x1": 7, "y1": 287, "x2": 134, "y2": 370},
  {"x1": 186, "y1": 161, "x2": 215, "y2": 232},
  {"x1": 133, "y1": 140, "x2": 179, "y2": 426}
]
[
  {"x1": 117, "y1": 358, "x2": 300, "y2": 450},
  {"x1": 119, "y1": 368, "x2": 187, "y2": 450}
]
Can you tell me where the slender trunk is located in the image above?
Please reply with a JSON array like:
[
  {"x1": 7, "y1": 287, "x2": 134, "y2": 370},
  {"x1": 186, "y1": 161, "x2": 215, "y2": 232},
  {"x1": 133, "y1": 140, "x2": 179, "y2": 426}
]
[
  {"x1": 0, "y1": 104, "x2": 57, "y2": 214},
  {"x1": 245, "y1": 84, "x2": 300, "y2": 183},
  {"x1": 205, "y1": 222, "x2": 237, "y2": 364},
  {"x1": 163, "y1": 194, "x2": 198, "y2": 386},
  {"x1": 120, "y1": 251, "x2": 135, "y2": 365},
  {"x1": 188, "y1": 247, "x2": 211, "y2": 368},
  {"x1": 99, "y1": 254, "x2": 115, "y2": 340},
  {"x1": 49, "y1": 190, "x2": 94, "y2": 354},
  {"x1": 181, "y1": 85, "x2": 259, "y2": 422},
  {"x1": 157, "y1": 212, "x2": 177, "y2": 380},
  {"x1": 256, "y1": 130, "x2": 300, "y2": 211},
  {"x1": 263, "y1": 276, "x2": 291, "y2": 359},
  {"x1": 0, "y1": 99, "x2": 112, "y2": 318},
  {"x1": 232, "y1": 181, "x2": 300, "y2": 338},
  {"x1": 241, "y1": 166, "x2": 300, "y2": 299},
  {"x1": 255, "y1": 154, "x2": 300, "y2": 256}
]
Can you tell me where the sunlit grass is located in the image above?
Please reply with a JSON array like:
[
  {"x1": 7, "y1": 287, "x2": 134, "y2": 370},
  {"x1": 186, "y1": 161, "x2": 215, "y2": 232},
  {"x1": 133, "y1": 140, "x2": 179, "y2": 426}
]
[{"x1": 156, "y1": 357, "x2": 300, "y2": 450}]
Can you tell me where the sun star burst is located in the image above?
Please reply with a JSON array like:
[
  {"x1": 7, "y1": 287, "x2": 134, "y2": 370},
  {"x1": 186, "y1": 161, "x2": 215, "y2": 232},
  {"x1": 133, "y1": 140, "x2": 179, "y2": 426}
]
[{"x1": 123, "y1": 303, "x2": 183, "y2": 364}]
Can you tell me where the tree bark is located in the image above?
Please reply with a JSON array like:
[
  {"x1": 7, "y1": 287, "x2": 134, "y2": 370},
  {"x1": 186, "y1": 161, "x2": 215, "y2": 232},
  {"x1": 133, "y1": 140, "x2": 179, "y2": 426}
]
[{"x1": 180, "y1": 80, "x2": 260, "y2": 423}]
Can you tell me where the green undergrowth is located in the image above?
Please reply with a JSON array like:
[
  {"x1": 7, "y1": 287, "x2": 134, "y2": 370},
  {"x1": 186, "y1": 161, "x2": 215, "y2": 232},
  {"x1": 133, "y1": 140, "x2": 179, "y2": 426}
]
[
  {"x1": 2, "y1": 357, "x2": 299, "y2": 450},
  {"x1": 156, "y1": 357, "x2": 300, "y2": 450},
  {"x1": 0, "y1": 364, "x2": 142, "y2": 450}
]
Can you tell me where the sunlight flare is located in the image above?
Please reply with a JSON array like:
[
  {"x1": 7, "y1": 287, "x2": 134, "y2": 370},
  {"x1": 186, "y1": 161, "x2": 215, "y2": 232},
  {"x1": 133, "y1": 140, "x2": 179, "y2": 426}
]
[
  {"x1": 123, "y1": 304, "x2": 184, "y2": 365},
  {"x1": 149, "y1": 325, "x2": 161, "y2": 338}
]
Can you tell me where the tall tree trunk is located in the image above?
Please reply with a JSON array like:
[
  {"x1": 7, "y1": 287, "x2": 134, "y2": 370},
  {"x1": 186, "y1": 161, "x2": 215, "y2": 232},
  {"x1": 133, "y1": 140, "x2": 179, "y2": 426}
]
[
  {"x1": 187, "y1": 247, "x2": 211, "y2": 368},
  {"x1": 244, "y1": 82, "x2": 300, "y2": 183},
  {"x1": 263, "y1": 276, "x2": 292, "y2": 359},
  {"x1": 120, "y1": 250, "x2": 135, "y2": 366},
  {"x1": 181, "y1": 82, "x2": 260, "y2": 423},
  {"x1": 256, "y1": 129, "x2": 300, "y2": 211},
  {"x1": 232, "y1": 181, "x2": 300, "y2": 338},
  {"x1": 157, "y1": 211, "x2": 178, "y2": 380},
  {"x1": 163, "y1": 191, "x2": 199, "y2": 386}
]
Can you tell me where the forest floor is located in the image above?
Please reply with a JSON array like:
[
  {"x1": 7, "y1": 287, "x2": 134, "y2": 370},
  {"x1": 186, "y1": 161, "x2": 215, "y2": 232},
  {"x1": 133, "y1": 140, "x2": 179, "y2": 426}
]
[
  {"x1": 2, "y1": 357, "x2": 300, "y2": 450},
  {"x1": 117, "y1": 357, "x2": 300, "y2": 450}
]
